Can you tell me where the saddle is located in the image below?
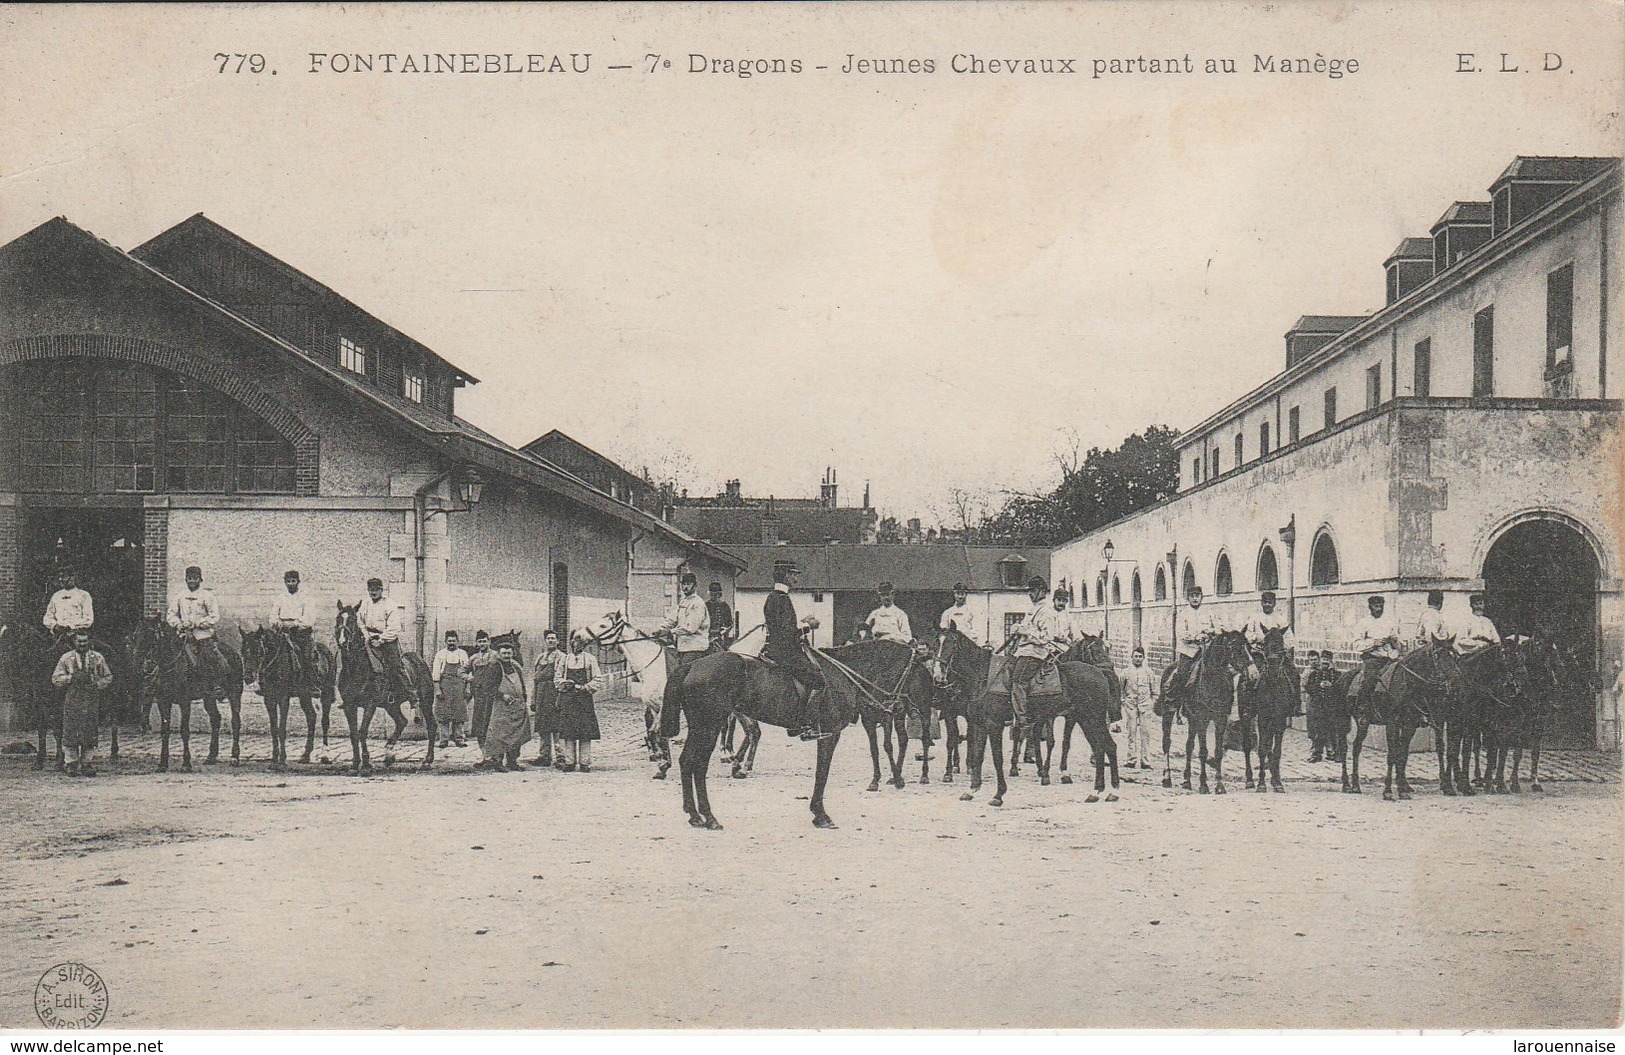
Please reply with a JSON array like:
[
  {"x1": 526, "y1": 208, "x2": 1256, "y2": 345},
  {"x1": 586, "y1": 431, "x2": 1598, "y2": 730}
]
[{"x1": 986, "y1": 655, "x2": 1062, "y2": 698}]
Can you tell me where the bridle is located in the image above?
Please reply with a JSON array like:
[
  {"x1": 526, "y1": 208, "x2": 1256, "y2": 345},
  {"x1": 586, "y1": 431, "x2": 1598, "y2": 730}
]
[{"x1": 590, "y1": 612, "x2": 669, "y2": 680}]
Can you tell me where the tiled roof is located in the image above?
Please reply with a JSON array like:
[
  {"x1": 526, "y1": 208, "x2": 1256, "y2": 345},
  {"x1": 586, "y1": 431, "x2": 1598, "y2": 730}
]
[
  {"x1": 1384, "y1": 237, "x2": 1434, "y2": 264},
  {"x1": 1287, "y1": 315, "x2": 1367, "y2": 334},
  {"x1": 672, "y1": 505, "x2": 876, "y2": 545},
  {"x1": 730, "y1": 544, "x2": 1051, "y2": 592},
  {"x1": 1431, "y1": 201, "x2": 1492, "y2": 228},
  {"x1": 1490, "y1": 156, "x2": 1618, "y2": 190}
]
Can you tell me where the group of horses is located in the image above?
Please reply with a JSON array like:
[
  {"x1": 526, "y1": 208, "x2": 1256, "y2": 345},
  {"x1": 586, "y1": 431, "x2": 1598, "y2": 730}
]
[
  {"x1": 0, "y1": 602, "x2": 432, "y2": 775},
  {"x1": 0, "y1": 607, "x2": 1591, "y2": 833}
]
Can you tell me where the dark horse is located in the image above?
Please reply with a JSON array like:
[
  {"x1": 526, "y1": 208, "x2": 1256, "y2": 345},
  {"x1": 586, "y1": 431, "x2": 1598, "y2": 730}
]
[
  {"x1": 845, "y1": 640, "x2": 938, "y2": 792},
  {"x1": 125, "y1": 616, "x2": 245, "y2": 770},
  {"x1": 660, "y1": 643, "x2": 885, "y2": 829},
  {"x1": 1, "y1": 623, "x2": 130, "y2": 769},
  {"x1": 1238, "y1": 627, "x2": 1297, "y2": 793},
  {"x1": 1053, "y1": 634, "x2": 1119, "y2": 785},
  {"x1": 1161, "y1": 630, "x2": 1249, "y2": 794},
  {"x1": 1343, "y1": 644, "x2": 1454, "y2": 800},
  {"x1": 933, "y1": 628, "x2": 1009, "y2": 806},
  {"x1": 333, "y1": 602, "x2": 436, "y2": 773},
  {"x1": 242, "y1": 626, "x2": 338, "y2": 766}
]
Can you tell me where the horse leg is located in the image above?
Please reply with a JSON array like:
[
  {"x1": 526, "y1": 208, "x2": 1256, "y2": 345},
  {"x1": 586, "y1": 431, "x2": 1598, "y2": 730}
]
[
  {"x1": 264, "y1": 692, "x2": 282, "y2": 768},
  {"x1": 885, "y1": 720, "x2": 904, "y2": 790},
  {"x1": 1530, "y1": 730, "x2": 1545, "y2": 793},
  {"x1": 919, "y1": 717, "x2": 932, "y2": 785},
  {"x1": 180, "y1": 700, "x2": 194, "y2": 772},
  {"x1": 745, "y1": 720, "x2": 761, "y2": 773},
  {"x1": 202, "y1": 698, "x2": 221, "y2": 764},
  {"x1": 989, "y1": 723, "x2": 1008, "y2": 807},
  {"x1": 1212, "y1": 716, "x2": 1228, "y2": 795},
  {"x1": 1397, "y1": 725, "x2": 1415, "y2": 799},
  {"x1": 421, "y1": 695, "x2": 437, "y2": 769},
  {"x1": 1182, "y1": 723, "x2": 1195, "y2": 790},
  {"x1": 961, "y1": 717, "x2": 984, "y2": 801},
  {"x1": 1105, "y1": 729, "x2": 1120, "y2": 799},
  {"x1": 321, "y1": 691, "x2": 331, "y2": 746},
  {"x1": 810, "y1": 730, "x2": 841, "y2": 829},
  {"x1": 1381, "y1": 723, "x2": 1398, "y2": 801},
  {"x1": 693, "y1": 720, "x2": 724, "y2": 830},
  {"x1": 300, "y1": 696, "x2": 317, "y2": 764},
  {"x1": 1009, "y1": 721, "x2": 1022, "y2": 778},
  {"x1": 359, "y1": 702, "x2": 377, "y2": 774},
  {"x1": 229, "y1": 697, "x2": 242, "y2": 765},
  {"x1": 679, "y1": 723, "x2": 703, "y2": 826},
  {"x1": 157, "y1": 703, "x2": 171, "y2": 773},
  {"x1": 34, "y1": 699, "x2": 47, "y2": 770},
  {"x1": 1439, "y1": 720, "x2": 1456, "y2": 796},
  {"x1": 1510, "y1": 742, "x2": 1524, "y2": 793},
  {"x1": 1058, "y1": 716, "x2": 1074, "y2": 783},
  {"x1": 864, "y1": 717, "x2": 882, "y2": 792},
  {"x1": 1161, "y1": 713, "x2": 1175, "y2": 788}
]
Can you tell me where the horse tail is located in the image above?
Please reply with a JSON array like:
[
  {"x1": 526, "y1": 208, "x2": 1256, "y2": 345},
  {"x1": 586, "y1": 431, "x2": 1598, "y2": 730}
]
[{"x1": 659, "y1": 664, "x2": 687, "y2": 740}]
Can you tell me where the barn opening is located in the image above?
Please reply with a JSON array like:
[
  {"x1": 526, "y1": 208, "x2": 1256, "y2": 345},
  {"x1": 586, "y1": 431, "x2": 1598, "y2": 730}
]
[{"x1": 1481, "y1": 517, "x2": 1602, "y2": 747}]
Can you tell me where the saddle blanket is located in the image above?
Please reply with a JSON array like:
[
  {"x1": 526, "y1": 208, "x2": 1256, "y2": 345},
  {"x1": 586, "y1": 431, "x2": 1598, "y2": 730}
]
[{"x1": 986, "y1": 657, "x2": 1063, "y2": 698}]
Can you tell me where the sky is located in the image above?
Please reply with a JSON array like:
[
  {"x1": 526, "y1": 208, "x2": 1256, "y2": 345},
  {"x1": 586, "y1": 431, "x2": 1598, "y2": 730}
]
[{"x1": 2, "y1": 2, "x2": 1620, "y2": 525}]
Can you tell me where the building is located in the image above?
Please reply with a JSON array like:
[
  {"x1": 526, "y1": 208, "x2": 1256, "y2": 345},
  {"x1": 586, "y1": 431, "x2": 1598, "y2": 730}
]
[
  {"x1": 0, "y1": 213, "x2": 742, "y2": 729},
  {"x1": 521, "y1": 429, "x2": 664, "y2": 517},
  {"x1": 729, "y1": 543, "x2": 1051, "y2": 648},
  {"x1": 671, "y1": 467, "x2": 879, "y2": 545},
  {"x1": 1053, "y1": 156, "x2": 1621, "y2": 748}
]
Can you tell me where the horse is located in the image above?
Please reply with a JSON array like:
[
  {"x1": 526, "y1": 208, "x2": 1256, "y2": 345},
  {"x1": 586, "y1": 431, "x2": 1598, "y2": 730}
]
[
  {"x1": 241, "y1": 626, "x2": 337, "y2": 767},
  {"x1": 934, "y1": 627, "x2": 1010, "y2": 806},
  {"x1": 1238, "y1": 627, "x2": 1297, "y2": 793},
  {"x1": 831, "y1": 640, "x2": 937, "y2": 792},
  {"x1": 125, "y1": 615, "x2": 243, "y2": 771},
  {"x1": 1342, "y1": 644, "x2": 1453, "y2": 800},
  {"x1": 1505, "y1": 637, "x2": 1596, "y2": 792},
  {"x1": 1161, "y1": 630, "x2": 1249, "y2": 794},
  {"x1": 2, "y1": 623, "x2": 135, "y2": 770},
  {"x1": 659, "y1": 640, "x2": 889, "y2": 830},
  {"x1": 332, "y1": 602, "x2": 435, "y2": 773},
  {"x1": 1054, "y1": 633, "x2": 1119, "y2": 785}
]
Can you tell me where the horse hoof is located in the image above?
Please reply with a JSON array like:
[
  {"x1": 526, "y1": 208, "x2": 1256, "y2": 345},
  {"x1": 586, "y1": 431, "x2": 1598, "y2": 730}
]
[
  {"x1": 1256, "y1": 783, "x2": 1267, "y2": 793},
  {"x1": 230, "y1": 759, "x2": 241, "y2": 768},
  {"x1": 181, "y1": 763, "x2": 194, "y2": 774},
  {"x1": 1443, "y1": 785, "x2": 1458, "y2": 797},
  {"x1": 1460, "y1": 785, "x2": 1476, "y2": 797},
  {"x1": 866, "y1": 782, "x2": 880, "y2": 793},
  {"x1": 1531, "y1": 783, "x2": 1544, "y2": 793},
  {"x1": 1398, "y1": 791, "x2": 1412, "y2": 801},
  {"x1": 31, "y1": 760, "x2": 43, "y2": 772},
  {"x1": 990, "y1": 796, "x2": 1003, "y2": 807},
  {"x1": 652, "y1": 770, "x2": 667, "y2": 781},
  {"x1": 812, "y1": 815, "x2": 837, "y2": 829},
  {"x1": 360, "y1": 765, "x2": 374, "y2": 776},
  {"x1": 1105, "y1": 792, "x2": 1119, "y2": 802},
  {"x1": 1084, "y1": 793, "x2": 1100, "y2": 803},
  {"x1": 891, "y1": 778, "x2": 905, "y2": 790},
  {"x1": 1214, "y1": 784, "x2": 1226, "y2": 795},
  {"x1": 1200, "y1": 786, "x2": 1211, "y2": 795},
  {"x1": 1181, "y1": 780, "x2": 1192, "y2": 791},
  {"x1": 689, "y1": 815, "x2": 707, "y2": 828},
  {"x1": 1272, "y1": 783, "x2": 1285, "y2": 793},
  {"x1": 1162, "y1": 777, "x2": 1172, "y2": 789},
  {"x1": 732, "y1": 767, "x2": 747, "y2": 780},
  {"x1": 943, "y1": 773, "x2": 953, "y2": 784},
  {"x1": 204, "y1": 758, "x2": 219, "y2": 766},
  {"x1": 919, "y1": 776, "x2": 930, "y2": 785},
  {"x1": 1383, "y1": 791, "x2": 1396, "y2": 801},
  {"x1": 1245, "y1": 780, "x2": 1255, "y2": 789},
  {"x1": 1510, "y1": 782, "x2": 1521, "y2": 793},
  {"x1": 156, "y1": 763, "x2": 169, "y2": 774},
  {"x1": 300, "y1": 754, "x2": 312, "y2": 765},
  {"x1": 1040, "y1": 775, "x2": 1051, "y2": 787},
  {"x1": 1060, "y1": 774, "x2": 1073, "y2": 785},
  {"x1": 959, "y1": 792, "x2": 974, "y2": 802},
  {"x1": 704, "y1": 817, "x2": 724, "y2": 831}
]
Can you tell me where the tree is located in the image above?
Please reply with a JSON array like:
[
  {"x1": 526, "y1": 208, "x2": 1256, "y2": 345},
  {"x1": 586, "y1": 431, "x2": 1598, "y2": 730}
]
[{"x1": 975, "y1": 425, "x2": 1181, "y2": 546}]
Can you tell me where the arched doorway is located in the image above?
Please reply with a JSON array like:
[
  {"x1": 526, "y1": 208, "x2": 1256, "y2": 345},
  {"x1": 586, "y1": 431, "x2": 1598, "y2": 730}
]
[{"x1": 1482, "y1": 516, "x2": 1602, "y2": 747}]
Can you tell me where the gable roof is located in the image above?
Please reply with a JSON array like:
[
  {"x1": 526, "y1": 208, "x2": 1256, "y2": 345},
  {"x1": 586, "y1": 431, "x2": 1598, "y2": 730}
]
[
  {"x1": 730, "y1": 544, "x2": 1051, "y2": 592},
  {"x1": 2, "y1": 216, "x2": 741, "y2": 571},
  {"x1": 132, "y1": 213, "x2": 480, "y2": 385},
  {"x1": 522, "y1": 429, "x2": 646, "y2": 484},
  {"x1": 672, "y1": 504, "x2": 876, "y2": 545}
]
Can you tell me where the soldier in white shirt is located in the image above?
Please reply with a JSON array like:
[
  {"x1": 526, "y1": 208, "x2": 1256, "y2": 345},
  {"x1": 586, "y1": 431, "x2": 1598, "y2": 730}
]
[
  {"x1": 1414, "y1": 589, "x2": 1455, "y2": 652},
  {"x1": 1123, "y1": 646, "x2": 1157, "y2": 770},
  {"x1": 358, "y1": 576, "x2": 410, "y2": 706},
  {"x1": 270, "y1": 569, "x2": 317, "y2": 683},
  {"x1": 1454, "y1": 593, "x2": 1500, "y2": 659},
  {"x1": 167, "y1": 565, "x2": 225, "y2": 682},
  {"x1": 1169, "y1": 586, "x2": 1221, "y2": 699},
  {"x1": 660, "y1": 571, "x2": 712, "y2": 669},
  {"x1": 938, "y1": 583, "x2": 984, "y2": 648},
  {"x1": 1010, "y1": 579, "x2": 1075, "y2": 736},
  {"x1": 42, "y1": 569, "x2": 95, "y2": 638},
  {"x1": 1242, "y1": 590, "x2": 1300, "y2": 711},
  {"x1": 1349, "y1": 595, "x2": 1400, "y2": 706},
  {"x1": 865, "y1": 582, "x2": 913, "y2": 644}
]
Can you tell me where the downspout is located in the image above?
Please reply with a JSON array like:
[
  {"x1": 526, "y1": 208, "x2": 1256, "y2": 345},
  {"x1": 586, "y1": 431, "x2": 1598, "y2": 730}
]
[{"x1": 413, "y1": 469, "x2": 453, "y2": 657}]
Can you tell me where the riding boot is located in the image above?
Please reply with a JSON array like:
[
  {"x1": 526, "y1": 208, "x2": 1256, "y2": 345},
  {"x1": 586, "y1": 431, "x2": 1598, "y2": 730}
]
[{"x1": 798, "y1": 689, "x2": 828, "y2": 741}]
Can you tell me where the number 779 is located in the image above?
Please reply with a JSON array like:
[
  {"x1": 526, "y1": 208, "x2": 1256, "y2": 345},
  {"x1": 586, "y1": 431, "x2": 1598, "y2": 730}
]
[{"x1": 215, "y1": 53, "x2": 267, "y2": 74}]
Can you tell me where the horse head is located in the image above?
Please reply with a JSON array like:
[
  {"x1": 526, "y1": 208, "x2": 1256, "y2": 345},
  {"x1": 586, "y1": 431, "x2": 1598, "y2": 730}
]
[
  {"x1": 333, "y1": 601, "x2": 363, "y2": 656},
  {"x1": 1068, "y1": 633, "x2": 1110, "y2": 666},
  {"x1": 583, "y1": 611, "x2": 630, "y2": 647}
]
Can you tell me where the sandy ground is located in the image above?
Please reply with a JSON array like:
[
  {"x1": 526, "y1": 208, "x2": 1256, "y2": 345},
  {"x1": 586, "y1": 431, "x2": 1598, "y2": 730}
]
[{"x1": 1, "y1": 702, "x2": 1620, "y2": 1030}]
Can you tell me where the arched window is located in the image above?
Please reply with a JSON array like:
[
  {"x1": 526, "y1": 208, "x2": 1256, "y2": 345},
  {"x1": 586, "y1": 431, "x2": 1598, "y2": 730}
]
[
  {"x1": 1256, "y1": 544, "x2": 1280, "y2": 593},
  {"x1": 1095, "y1": 573, "x2": 1106, "y2": 607},
  {"x1": 1310, "y1": 529, "x2": 1340, "y2": 586},
  {"x1": 1214, "y1": 552, "x2": 1234, "y2": 596},
  {"x1": 1154, "y1": 565, "x2": 1168, "y2": 601},
  {"x1": 6, "y1": 361, "x2": 296, "y2": 495},
  {"x1": 1111, "y1": 574, "x2": 1121, "y2": 605},
  {"x1": 1131, "y1": 571, "x2": 1143, "y2": 603},
  {"x1": 1181, "y1": 561, "x2": 1197, "y2": 600}
]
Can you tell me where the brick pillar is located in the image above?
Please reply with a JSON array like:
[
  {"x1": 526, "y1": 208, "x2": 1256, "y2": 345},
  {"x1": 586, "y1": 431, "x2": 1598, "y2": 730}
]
[{"x1": 143, "y1": 499, "x2": 169, "y2": 616}]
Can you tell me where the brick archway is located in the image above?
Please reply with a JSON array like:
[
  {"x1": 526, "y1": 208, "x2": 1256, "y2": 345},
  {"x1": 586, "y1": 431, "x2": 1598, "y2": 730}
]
[{"x1": 0, "y1": 333, "x2": 319, "y2": 493}]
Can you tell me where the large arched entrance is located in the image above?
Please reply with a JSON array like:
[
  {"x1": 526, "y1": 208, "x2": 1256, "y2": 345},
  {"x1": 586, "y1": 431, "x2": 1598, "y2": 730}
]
[{"x1": 1481, "y1": 516, "x2": 1602, "y2": 747}]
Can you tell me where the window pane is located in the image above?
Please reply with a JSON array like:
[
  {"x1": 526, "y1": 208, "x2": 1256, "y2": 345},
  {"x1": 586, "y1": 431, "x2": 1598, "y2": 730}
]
[
  {"x1": 16, "y1": 364, "x2": 89, "y2": 492},
  {"x1": 166, "y1": 379, "x2": 231, "y2": 492},
  {"x1": 235, "y1": 416, "x2": 297, "y2": 493},
  {"x1": 1414, "y1": 339, "x2": 1432, "y2": 398},
  {"x1": 1547, "y1": 265, "x2": 1574, "y2": 368},
  {"x1": 93, "y1": 365, "x2": 158, "y2": 493},
  {"x1": 1473, "y1": 306, "x2": 1495, "y2": 397}
]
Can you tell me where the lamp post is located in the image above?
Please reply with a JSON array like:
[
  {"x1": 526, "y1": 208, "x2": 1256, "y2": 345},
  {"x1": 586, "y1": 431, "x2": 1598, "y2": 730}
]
[
  {"x1": 1101, "y1": 539, "x2": 1137, "y2": 664},
  {"x1": 1278, "y1": 515, "x2": 1297, "y2": 631},
  {"x1": 414, "y1": 466, "x2": 484, "y2": 654}
]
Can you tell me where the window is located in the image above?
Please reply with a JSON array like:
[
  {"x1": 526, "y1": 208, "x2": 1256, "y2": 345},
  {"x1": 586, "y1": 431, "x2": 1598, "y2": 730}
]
[
  {"x1": 1234, "y1": 433, "x2": 1244, "y2": 468},
  {"x1": 1288, "y1": 406, "x2": 1300, "y2": 443},
  {"x1": 1210, "y1": 448, "x2": 1219, "y2": 479},
  {"x1": 1003, "y1": 611, "x2": 1025, "y2": 644},
  {"x1": 1473, "y1": 306, "x2": 1495, "y2": 396},
  {"x1": 1214, "y1": 553, "x2": 1233, "y2": 596},
  {"x1": 1259, "y1": 421, "x2": 1270, "y2": 457},
  {"x1": 551, "y1": 563, "x2": 571, "y2": 635},
  {"x1": 1111, "y1": 575, "x2": 1122, "y2": 606},
  {"x1": 1192, "y1": 457, "x2": 1201, "y2": 485},
  {"x1": 1547, "y1": 264, "x2": 1574, "y2": 373},
  {"x1": 8, "y1": 362, "x2": 296, "y2": 495},
  {"x1": 1131, "y1": 572, "x2": 1142, "y2": 604},
  {"x1": 1095, "y1": 574, "x2": 1106, "y2": 607},
  {"x1": 1310, "y1": 530, "x2": 1340, "y2": 586},
  {"x1": 1366, "y1": 363, "x2": 1383, "y2": 410},
  {"x1": 1414, "y1": 338, "x2": 1432, "y2": 397},
  {"x1": 340, "y1": 336, "x2": 367, "y2": 376},
  {"x1": 999, "y1": 558, "x2": 1027, "y2": 589},
  {"x1": 1256, "y1": 544, "x2": 1279, "y2": 592},
  {"x1": 1181, "y1": 561, "x2": 1197, "y2": 600},
  {"x1": 1323, "y1": 387, "x2": 1338, "y2": 429},
  {"x1": 403, "y1": 369, "x2": 424, "y2": 404},
  {"x1": 1154, "y1": 565, "x2": 1168, "y2": 601}
]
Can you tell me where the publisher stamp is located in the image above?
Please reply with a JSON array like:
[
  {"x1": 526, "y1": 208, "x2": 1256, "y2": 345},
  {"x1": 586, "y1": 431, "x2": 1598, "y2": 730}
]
[{"x1": 34, "y1": 963, "x2": 109, "y2": 1029}]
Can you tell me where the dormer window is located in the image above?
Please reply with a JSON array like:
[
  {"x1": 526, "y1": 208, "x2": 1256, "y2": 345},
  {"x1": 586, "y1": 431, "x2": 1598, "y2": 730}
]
[
  {"x1": 340, "y1": 336, "x2": 367, "y2": 376},
  {"x1": 403, "y1": 368, "x2": 425, "y2": 404}
]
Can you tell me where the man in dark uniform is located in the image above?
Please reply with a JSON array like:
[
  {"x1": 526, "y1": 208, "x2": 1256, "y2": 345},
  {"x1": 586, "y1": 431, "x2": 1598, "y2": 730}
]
[
  {"x1": 1303, "y1": 650, "x2": 1344, "y2": 763},
  {"x1": 762, "y1": 562, "x2": 826, "y2": 740},
  {"x1": 705, "y1": 581, "x2": 735, "y2": 652}
]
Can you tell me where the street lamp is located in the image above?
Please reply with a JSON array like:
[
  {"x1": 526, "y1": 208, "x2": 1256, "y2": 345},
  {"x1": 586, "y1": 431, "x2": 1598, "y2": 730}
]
[{"x1": 1101, "y1": 539, "x2": 1136, "y2": 661}]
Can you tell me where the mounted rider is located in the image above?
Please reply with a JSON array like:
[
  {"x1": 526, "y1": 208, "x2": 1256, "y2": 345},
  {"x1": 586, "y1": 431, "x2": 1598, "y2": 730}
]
[
  {"x1": 1348, "y1": 594, "x2": 1400, "y2": 707},
  {"x1": 938, "y1": 582, "x2": 985, "y2": 648},
  {"x1": 358, "y1": 577, "x2": 412, "y2": 708},
  {"x1": 705, "y1": 581, "x2": 735, "y2": 652},
  {"x1": 660, "y1": 571, "x2": 711, "y2": 670},
  {"x1": 1452, "y1": 593, "x2": 1501, "y2": 688},
  {"x1": 763, "y1": 561, "x2": 827, "y2": 740},
  {"x1": 1241, "y1": 590, "x2": 1300, "y2": 714},
  {"x1": 43, "y1": 569, "x2": 95, "y2": 642},
  {"x1": 270, "y1": 569, "x2": 318, "y2": 684},
  {"x1": 864, "y1": 582, "x2": 913, "y2": 644},
  {"x1": 1009, "y1": 577, "x2": 1075, "y2": 739},
  {"x1": 167, "y1": 565, "x2": 225, "y2": 685},
  {"x1": 1167, "y1": 584, "x2": 1221, "y2": 703}
]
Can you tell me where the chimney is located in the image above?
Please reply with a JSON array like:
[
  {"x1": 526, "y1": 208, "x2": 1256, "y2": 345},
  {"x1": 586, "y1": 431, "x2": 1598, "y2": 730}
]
[
  {"x1": 862, "y1": 481, "x2": 871, "y2": 509},
  {"x1": 1488, "y1": 156, "x2": 1616, "y2": 237},
  {"x1": 1383, "y1": 238, "x2": 1434, "y2": 305},
  {"x1": 1430, "y1": 201, "x2": 1492, "y2": 273},
  {"x1": 819, "y1": 466, "x2": 838, "y2": 509},
  {"x1": 761, "y1": 497, "x2": 778, "y2": 544},
  {"x1": 1285, "y1": 315, "x2": 1366, "y2": 369},
  {"x1": 724, "y1": 478, "x2": 741, "y2": 502}
]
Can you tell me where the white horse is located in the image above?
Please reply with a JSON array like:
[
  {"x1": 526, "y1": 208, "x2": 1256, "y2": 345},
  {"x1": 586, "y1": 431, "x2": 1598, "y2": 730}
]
[{"x1": 582, "y1": 611, "x2": 676, "y2": 779}]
